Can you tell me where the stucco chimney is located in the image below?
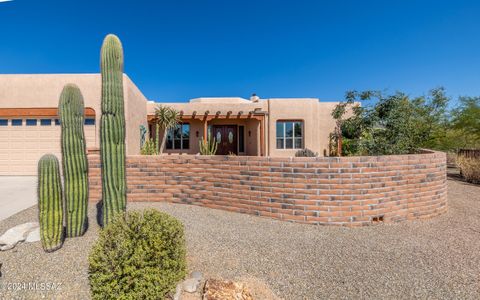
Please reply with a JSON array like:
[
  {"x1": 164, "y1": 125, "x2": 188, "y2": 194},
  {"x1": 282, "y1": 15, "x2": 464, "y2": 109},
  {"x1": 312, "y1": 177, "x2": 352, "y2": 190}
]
[{"x1": 250, "y1": 93, "x2": 259, "y2": 102}]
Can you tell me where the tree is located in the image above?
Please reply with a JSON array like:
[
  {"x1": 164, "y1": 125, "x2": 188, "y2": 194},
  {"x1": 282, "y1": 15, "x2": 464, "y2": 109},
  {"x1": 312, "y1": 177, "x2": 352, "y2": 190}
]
[
  {"x1": 451, "y1": 96, "x2": 480, "y2": 148},
  {"x1": 154, "y1": 105, "x2": 180, "y2": 154},
  {"x1": 331, "y1": 88, "x2": 450, "y2": 156}
]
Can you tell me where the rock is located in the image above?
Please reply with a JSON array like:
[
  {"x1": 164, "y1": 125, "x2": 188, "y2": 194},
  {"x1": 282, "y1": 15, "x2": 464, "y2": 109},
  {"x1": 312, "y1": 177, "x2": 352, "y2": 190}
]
[
  {"x1": 173, "y1": 283, "x2": 182, "y2": 300},
  {"x1": 0, "y1": 222, "x2": 39, "y2": 251},
  {"x1": 25, "y1": 227, "x2": 40, "y2": 242},
  {"x1": 203, "y1": 279, "x2": 253, "y2": 300},
  {"x1": 191, "y1": 271, "x2": 203, "y2": 280},
  {"x1": 183, "y1": 277, "x2": 201, "y2": 293}
]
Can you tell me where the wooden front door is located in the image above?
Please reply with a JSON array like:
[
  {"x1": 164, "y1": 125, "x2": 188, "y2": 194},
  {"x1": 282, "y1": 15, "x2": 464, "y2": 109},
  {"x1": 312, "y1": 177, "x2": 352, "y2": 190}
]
[{"x1": 212, "y1": 125, "x2": 237, "y2": 155}]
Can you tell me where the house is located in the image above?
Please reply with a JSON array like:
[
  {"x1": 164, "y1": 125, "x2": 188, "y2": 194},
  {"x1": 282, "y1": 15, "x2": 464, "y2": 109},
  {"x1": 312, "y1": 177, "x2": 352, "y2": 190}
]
[{"x1": 0, "y1": 74, "x2": 339, "y2": 175}]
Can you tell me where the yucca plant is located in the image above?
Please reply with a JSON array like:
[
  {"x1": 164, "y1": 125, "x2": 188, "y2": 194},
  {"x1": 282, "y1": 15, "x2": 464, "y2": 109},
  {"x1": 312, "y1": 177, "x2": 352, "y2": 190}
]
[
  {"x1": 38, "y1": 154, "x2": 64, "y2": 252},
  {"x1": 154, "y1": 105, "x2": 180, "y2": 154},
  {"x1": 100, "y1": 34, "x2": 127, "y2": 226},
  {"x1": 59, "y1": 83, "x2": 89, "y2": 237},
  {"x1": 199, "y1": 132, "x2": 218, "y2": 155}
]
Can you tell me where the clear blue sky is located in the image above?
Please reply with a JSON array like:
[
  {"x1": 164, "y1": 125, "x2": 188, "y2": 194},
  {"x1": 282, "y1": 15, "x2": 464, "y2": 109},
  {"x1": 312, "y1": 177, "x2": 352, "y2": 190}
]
[{"x1": 1, "y1": 0, "x2": 479, "y2": 103}]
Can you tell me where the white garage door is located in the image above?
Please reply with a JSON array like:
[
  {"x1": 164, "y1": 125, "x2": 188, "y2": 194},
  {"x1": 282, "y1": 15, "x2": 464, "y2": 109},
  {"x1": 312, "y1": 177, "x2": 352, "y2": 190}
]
[{"x1": 0, "y1": 118, "x2": 96, "y2": 175}]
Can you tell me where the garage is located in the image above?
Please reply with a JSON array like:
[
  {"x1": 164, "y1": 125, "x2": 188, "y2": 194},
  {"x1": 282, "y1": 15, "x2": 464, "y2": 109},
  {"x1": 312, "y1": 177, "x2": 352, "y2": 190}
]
[{"x1": 0, "y1": 108, "x2": 96, "y2": 175}]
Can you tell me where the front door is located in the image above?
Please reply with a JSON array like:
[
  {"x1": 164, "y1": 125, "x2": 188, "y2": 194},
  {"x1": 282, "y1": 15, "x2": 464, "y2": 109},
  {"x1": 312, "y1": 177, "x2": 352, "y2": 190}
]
[{"x1": 212, "y1": 125, "x2": 237, "y2": 155}]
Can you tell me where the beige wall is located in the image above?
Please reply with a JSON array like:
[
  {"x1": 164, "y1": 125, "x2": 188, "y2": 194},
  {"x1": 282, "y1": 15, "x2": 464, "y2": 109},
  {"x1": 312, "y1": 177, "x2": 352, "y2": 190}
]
[{"x1": 124, "y1": 75, "x2": 148, "y2": 155}]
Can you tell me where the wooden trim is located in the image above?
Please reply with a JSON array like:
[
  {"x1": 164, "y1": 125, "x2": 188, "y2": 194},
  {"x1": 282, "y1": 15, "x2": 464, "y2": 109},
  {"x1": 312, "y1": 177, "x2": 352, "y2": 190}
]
[
  {"x1": 0, "y1": 107, "x2": 96, "y2": 117},
  {"x1": 148, "y1": 114, "x2": 264, "y2": 122}
]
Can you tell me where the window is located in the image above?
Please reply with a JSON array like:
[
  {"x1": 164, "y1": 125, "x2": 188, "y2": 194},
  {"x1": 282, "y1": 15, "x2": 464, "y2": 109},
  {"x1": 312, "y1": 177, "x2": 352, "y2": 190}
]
[
  {"x1": 276, "y1": 121, "x2": 303, "y2": 149},
  {"x1": 12, "y1": 119, "x2": 22, "y2": 126},
  {"x1": 85, "y1": 119, "x2": 95, "y2": 125},
  {"x1": 55, "y1": 119, "x2": 60, "y2": 126},
  {"x1": 238, "y1": 126, "x2": 245, "y2": 153},
  {"x1": 26, "y1": 119, "x2": 37, "y2": 126},
  {"x1": 40, "y1": 119, "x2": 52, "y2": 126},
  {"x1": 0, "y1": 119, "x2": 7, "y2": 126},
  {"x1": 166, "y1": 123, "x2": 190, "y2": 150}
]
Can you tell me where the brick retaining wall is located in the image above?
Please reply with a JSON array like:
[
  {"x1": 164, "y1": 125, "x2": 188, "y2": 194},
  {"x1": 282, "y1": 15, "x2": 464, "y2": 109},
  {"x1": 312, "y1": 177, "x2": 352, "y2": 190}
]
[{"x1": 88, "y1": 151, "x2": 447, "y2": 226}]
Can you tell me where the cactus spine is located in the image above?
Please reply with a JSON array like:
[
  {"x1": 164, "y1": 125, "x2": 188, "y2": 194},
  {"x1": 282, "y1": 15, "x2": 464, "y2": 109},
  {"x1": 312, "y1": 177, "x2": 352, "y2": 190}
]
[
  {"x1": 59, "y1": 84, "x2": 89, "y2": 237},
  {"x1": 100, "y1": 34, "x2": 127, "y2": 225},
  {"x1": 38, "y1": 154, "x2": 64, "y2": 252}
]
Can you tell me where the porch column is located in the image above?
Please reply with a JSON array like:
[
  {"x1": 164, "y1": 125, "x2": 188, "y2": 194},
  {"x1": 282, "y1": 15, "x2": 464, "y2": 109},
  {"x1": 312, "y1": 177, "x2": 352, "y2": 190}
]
[
  {"x1": 259, "y1": 116, "x2": 264, "y2": 156},
  {"x1": 203, "y1": 119, "x2": 208, "y2": 142}
]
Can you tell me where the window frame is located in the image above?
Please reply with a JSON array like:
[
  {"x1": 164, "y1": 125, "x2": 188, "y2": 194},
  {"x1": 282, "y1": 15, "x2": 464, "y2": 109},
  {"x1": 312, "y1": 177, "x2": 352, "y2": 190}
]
[
  {"x1": 276, "y1": 120, "x2": 304, "y2": 150},
  {"x1": 166, "y1": 123, "x2": 190, "y2": 150}
]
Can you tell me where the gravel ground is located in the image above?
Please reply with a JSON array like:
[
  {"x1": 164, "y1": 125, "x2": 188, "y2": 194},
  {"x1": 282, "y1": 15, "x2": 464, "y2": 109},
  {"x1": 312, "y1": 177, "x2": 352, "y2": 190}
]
[{"x1": 1, "y1": 178, "x2": 479, "y2": 299}]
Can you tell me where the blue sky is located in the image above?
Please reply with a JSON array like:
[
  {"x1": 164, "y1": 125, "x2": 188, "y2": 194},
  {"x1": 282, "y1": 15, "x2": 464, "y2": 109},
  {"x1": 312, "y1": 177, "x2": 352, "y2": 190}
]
[{"x1": 1, "y1": 0, "x2": 479, "y2": 104}]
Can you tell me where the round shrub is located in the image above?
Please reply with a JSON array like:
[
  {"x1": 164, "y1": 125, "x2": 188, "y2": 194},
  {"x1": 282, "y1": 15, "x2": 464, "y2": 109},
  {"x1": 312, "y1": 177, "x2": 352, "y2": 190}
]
[
  {"x1": 295, "y1": 148, "x2": 318, "y2": 157},
  {"x1": 88, "y1": 209, "x2": 187, "y2": 300}
]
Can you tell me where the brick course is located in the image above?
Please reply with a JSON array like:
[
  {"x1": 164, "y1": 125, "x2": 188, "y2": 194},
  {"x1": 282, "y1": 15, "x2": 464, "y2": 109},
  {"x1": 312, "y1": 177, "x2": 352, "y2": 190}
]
[{"x1": 88, "y1": 150, "x2": 447, "y2": 226}]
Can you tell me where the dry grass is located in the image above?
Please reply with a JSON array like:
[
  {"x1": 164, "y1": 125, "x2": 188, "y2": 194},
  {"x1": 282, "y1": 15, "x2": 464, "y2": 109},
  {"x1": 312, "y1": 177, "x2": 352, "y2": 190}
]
[{"x1": 457, "y1": 156, "x2": 480, "y2": 184}]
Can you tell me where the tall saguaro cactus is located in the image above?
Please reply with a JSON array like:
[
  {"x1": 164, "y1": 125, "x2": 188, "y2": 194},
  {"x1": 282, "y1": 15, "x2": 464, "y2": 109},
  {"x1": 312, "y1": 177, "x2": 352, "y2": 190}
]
[
  {"x1": 59, "y1": 84, "x2": 89, "y2": 237},
  {"x1": 38, "y1": 154, "x2": 64, "y2": 252},
  {"x1": 100, "y1": 34, "x2": 127, "y2": 225}
]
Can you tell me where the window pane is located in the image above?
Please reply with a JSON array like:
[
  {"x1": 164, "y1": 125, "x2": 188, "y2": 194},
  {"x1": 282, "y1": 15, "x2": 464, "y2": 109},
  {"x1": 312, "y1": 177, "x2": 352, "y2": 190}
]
[
  {"x1": 174, "y1": 139, "x2": 181, "y2": 149},
  {"x1": 276, "y1": 122, "x2": 284, "y2": 138},
  {"x1": 294, "y1": 122, "x2": 302, "y2": 137},
  {"x1": 85, "y1": 119, "x2": 95, "y2": 125},
  {"x1": 12, "y1": 119, "x2": 22, "y2": 126},
  {"x1": 238, "y1": 126, "x2": 245, "y2": 152},
  {"x1": 166, "y1": 128, "x2": 173, "y2": 149},
  {"x1": 26, "y1": 119, "x2": 37, "y2": 126},
  {"x1": 276, "y1": 138, "x2": 284, "y2": 149},
  {"x1": 285, "y1": 122, "x2": 293, "y2": 137},
  {"x1": 182, "y1": 139, "x2": 189, "y2": 149},
  {"x1": 55, "y1": 119, "x2": 60, "y2": 125},
  {"x1": 40, "y1": 119, "x2": 52, "y2": 126},
  {"x1": 0, "y1": 119, "x2": 7, "y2": 126},
  {"x1": 285, "y1": 138, "x2": 293, "y2": 149},
  {"x1": 174, "y1": 126, "x2": 181, "y2": 139},
  {"x1": 182, "y1": 124, "x2": 190, "y2": 138},
  {"x1": 166, "y1": 139, "x2": 173, "y2": 149},
  {"x1": 295, "y1": 138, "x2": 302, "y2": 149}
]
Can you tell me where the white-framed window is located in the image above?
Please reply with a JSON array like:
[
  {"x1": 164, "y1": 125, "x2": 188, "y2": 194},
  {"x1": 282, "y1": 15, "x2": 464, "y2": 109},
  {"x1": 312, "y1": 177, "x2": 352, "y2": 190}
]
[
  {"x1": 276, "y1": 120, "x2": 303, "y2": 149},
  {"x1": 166, "y1": 123, "x2": 190, "y2": 150}
]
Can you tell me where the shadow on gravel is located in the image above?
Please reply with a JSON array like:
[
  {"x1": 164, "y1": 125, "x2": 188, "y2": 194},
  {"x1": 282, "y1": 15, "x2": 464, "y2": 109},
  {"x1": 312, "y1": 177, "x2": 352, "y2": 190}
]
[
  {"x1": 96, "y1": 200, "x2": 103, "y2": 228},
  {"x1": 447, "y1": 167, "x2": 480, "y2": 187}
]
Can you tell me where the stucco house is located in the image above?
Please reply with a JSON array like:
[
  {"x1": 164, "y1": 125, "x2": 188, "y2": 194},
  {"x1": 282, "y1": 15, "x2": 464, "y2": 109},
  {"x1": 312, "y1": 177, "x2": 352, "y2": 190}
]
[{"x1": 0, "y1": 74, "x2": 339, "y2": 175}]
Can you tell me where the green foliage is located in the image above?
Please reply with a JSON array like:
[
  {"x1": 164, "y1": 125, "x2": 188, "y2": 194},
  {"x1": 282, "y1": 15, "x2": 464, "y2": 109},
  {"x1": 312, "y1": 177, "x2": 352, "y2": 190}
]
[
  {"x1": 38, "y1": 154, "x2": 64, "y2": 252},
  {"x1": 450, "y1": 97, "x2": 480, "y2": 149},
  {"x1": 141, "y1": 138, "x2": 157, "y2": 155},
  {"x1": 88, "y1": 209, "x2": 187, "y2": 300},
  {"x1": 154, "y1": 105, "x2": 180, "y2": 154},
  {"x1": 59, "y1": 84, "x2": 89, "y2": 237},
  {"x1": 332, "y1": 88, "x2": 450, "y2": 156},
  {"x1": 100, "y1": 34, "x2": 127, "y2": 226},
  {"x1": 199, "y1": 132, "x2": 218, "y2": 155},
  {"x1": 295, "y1": 148, "x2": 318, "y2": 157}
]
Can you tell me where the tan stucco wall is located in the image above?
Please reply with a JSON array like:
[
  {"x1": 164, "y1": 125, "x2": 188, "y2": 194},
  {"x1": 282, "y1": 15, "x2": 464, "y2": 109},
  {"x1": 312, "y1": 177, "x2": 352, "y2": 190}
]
[{"x1": 0, "y1": 74, "x2": 148, "y2": 155}]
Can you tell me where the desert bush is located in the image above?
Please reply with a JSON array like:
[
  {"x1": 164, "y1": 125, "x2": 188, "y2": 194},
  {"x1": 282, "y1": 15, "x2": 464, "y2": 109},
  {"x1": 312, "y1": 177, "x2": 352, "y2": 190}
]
[
  {"x1": 295, "y1": 148, "x2": 318, "y2": 157},
  {"x1": 457, "y1": 156, "x2": 480, "y2": 184},
  {"x1": 141, "y1": 139, "x2": 157, "y2": 155},
  {"x1": 88, "y1": 209, "x2": 187, "y2": 300}
]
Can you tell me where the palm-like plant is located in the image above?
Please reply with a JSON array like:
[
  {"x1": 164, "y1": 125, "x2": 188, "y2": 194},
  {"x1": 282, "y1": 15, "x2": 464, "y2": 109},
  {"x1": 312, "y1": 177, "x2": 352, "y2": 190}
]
[{"x1": 154, "y1": 105, "x2": 180, "y2": 154}]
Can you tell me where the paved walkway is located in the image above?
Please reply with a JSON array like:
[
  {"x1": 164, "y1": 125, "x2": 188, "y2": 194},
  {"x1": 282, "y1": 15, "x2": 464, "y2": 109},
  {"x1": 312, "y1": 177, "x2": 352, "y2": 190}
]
[{"x1": 0, "y1": 176, "x2": 37, "y2": 221}]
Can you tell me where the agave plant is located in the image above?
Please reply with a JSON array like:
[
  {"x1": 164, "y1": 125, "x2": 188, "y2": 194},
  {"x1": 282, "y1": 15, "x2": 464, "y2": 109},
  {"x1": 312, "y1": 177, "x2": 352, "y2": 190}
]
[{"x1": 154, "y1": 105, "x2": 180, "y2": 154}]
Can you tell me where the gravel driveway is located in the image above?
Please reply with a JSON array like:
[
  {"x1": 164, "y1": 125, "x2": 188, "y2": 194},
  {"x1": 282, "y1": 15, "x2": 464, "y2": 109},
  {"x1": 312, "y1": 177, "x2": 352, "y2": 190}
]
[{"x1": 1, "y1": 178, "x2": 479, "y2": 299}]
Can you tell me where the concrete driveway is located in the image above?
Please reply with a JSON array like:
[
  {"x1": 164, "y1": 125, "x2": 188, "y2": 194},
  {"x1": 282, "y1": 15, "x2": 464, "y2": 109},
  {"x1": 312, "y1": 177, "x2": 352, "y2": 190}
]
[{"x1": 0, "y1": 176, "x2": 37, "y2": 221}]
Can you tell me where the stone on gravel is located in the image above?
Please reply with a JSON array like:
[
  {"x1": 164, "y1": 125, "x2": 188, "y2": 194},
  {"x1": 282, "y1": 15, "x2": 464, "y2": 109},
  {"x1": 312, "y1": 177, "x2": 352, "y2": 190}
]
[
  {"x1": 25, "y1": 227, "x2": 40, "y2": 242},
  {"x1": 0, "y1": 222, "x2": 39, "y2": 251},
  {"x1": 173, "y1": 283, "x2": 183, "y2": 300},
  {"x1": 183, "y1": 277, "x2": 202, "y2": 293},
  {"x1": 191, "y1": 271, "x2": 203, "y2": 280},
  {"x1": 203, "y1": 279, "x2": 253, "y2": 300}
]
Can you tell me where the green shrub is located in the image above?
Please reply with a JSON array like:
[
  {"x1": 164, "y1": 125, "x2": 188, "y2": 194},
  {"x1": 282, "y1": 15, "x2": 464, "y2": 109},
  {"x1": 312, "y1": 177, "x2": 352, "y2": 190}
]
[
  {"x1": 141, "y1": 139, "x2": 157, "y2": 155},
  {"x1": 88, "y1": 209, "x2": 187, "y2": 300},
  {"x1": 457, "y1": 156, "x2": 480, "y2": 184},
  {"x1": 295, "y1": 148, "x2": 318, "y2": 157}
]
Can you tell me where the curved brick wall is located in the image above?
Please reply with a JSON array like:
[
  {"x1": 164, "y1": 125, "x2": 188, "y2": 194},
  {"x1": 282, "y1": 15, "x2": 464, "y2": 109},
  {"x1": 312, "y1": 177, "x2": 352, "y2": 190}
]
[{"x1": 88, "y1": 150, "x2": 447, "y2": 226}]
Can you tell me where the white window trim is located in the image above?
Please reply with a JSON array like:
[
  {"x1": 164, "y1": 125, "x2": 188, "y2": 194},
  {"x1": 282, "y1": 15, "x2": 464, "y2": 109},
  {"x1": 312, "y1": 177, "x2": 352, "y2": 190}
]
[{"x1": 276, "y1": 120, "x2": 304, "y2": 150}]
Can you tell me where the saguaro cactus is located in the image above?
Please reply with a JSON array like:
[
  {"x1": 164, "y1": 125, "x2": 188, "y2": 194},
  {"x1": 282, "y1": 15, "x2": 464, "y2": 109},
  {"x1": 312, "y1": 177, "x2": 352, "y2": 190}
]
[
  {"x1": 100, "y1": 34, "x2": 127, "y2": 225},
  {"x1": 59, "y1": 84, "x2": 89, "y2": 237},
  {"x1": 38, "y1": 154, "x2": 64, "y2": 252}
]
